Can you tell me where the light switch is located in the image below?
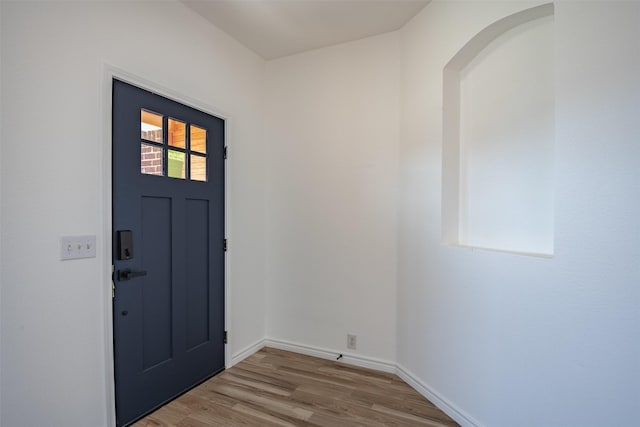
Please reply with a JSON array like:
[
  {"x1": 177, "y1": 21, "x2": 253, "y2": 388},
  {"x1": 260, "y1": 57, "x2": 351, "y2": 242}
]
[{"x1": 60, "y1": 235, "x2": 97, "y2": 260}]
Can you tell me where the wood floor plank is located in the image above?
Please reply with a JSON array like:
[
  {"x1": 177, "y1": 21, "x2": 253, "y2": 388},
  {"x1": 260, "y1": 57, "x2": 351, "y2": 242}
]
[
  {"x1": 350, "y1": 389, "x2": 455, "y2": 423},
  {"x1": 133, "y1": 347, "x2": 459, "y2": 426}
]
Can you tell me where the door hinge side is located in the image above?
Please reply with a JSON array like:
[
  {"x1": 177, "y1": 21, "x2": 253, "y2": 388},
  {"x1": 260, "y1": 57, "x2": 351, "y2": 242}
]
[
  {"x1": 224, "y1": 331, "x2": 228, "y2": 344},
  {"x1": 224, "y1": 239, "x2": 227, "y2": 252},
  {"x1": 224, "y1": 146, "x2": 228, "y2": 160}
]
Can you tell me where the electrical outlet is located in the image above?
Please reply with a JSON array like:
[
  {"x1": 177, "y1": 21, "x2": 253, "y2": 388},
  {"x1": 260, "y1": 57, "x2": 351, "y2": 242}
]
[
  {"x1": 60, "y1": 235, "x2": 97, "y2": 260},
  {"x1": 347, "y1": 334, "x2": 357, "y2": 350}
]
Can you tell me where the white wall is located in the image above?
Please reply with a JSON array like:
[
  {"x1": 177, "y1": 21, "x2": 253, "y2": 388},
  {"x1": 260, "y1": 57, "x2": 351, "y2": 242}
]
[
  {"x1": 264, "y1": 33, "x2": 400, "y2": 363},
  {"x1": 0, "y1": 2, "x2": 267, "y2": 426},
  {"x1": 399, "y1": 1, "x2": 640, "y2": 426},
  {"x1": 458, "y1": 15, "x2": 555, "y2": 255},
  {"x1": 0, "y1": 1, "x2": 3, "y2": 422}
]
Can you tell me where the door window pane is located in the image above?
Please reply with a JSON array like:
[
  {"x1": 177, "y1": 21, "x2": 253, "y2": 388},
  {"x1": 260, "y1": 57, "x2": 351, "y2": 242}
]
[
  {"x1": 190, "y1": 155, "x2": 206, "y2": 182},
  {"x1": 167, "y1": 150, "x2": 186, "y2": 179},
  {"x1": 141, "y1": 110, "x2": 163, "y2": 143},
  {"x1": 190, "y1": 125, "x2": 206, "y2": 154},
  {"x1": 141, "y1": 144, "x2": 163, "y2": 176},
  {"x1": 168, "y1": 119, "x2": 186, "y2": 149}
]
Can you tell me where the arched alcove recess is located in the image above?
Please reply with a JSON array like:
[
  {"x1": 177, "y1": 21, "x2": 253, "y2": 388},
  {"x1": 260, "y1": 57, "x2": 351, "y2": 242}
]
[{"x1": 442, "y1": 3, "x2": 555, "y2": 256}]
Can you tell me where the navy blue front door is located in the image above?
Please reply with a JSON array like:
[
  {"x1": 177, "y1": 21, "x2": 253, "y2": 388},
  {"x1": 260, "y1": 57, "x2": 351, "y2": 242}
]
[{"x1": 112, "y1": 79, "x2": 225, "y2": 426}]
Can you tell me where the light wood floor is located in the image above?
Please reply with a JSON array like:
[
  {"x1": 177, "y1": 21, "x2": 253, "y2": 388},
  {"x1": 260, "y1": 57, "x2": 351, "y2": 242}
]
[{"x1": 132, "y1": 347, "x2": 459, "y2": 427}]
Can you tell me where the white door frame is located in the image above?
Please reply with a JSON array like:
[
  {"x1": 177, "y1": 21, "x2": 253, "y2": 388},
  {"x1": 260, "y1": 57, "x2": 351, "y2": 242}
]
[{"x1": 100, "y1": 64, "x2": 232, "y2": 426}]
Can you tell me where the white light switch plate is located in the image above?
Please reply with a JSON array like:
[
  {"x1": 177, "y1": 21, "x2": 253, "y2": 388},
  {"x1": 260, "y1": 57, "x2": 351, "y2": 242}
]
[{"x1": 60, "y1": 235, "x2": 97, "y2": 260}]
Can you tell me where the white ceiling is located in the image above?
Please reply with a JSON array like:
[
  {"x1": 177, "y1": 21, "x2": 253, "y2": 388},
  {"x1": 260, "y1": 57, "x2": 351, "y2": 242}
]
[{"x1": 181, "y1": 0, "x2": 430, "y2": 60}]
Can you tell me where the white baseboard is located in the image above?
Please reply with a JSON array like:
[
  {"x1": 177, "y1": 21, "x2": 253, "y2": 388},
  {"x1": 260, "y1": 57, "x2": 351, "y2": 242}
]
[
  {"x1": 228, "y1": 337, "x2": 480, "y2": 427},
  {"x1": 228, "y1": 338, "x2": 266, "y2": 367},
  {"x1": 396, "y1": 364, "x2": 482, "y2": 427},
  {"x1": 263, "y1": 338, "x2": 396, "y2": 373}
]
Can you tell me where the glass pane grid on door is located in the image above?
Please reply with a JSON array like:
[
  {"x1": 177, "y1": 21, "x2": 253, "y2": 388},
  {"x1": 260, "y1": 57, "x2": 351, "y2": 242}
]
[{"x1": 140, "y1": 109, "x2": 207, "y2": 181}]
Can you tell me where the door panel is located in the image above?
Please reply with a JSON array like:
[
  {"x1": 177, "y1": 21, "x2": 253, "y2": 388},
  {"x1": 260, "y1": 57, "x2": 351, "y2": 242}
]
[
  {"x1": 185, "y1": 198, "x2": 210, "y2": 350},
  {"x1": 141, "y1": 196, "x2": 173, "y2": 369},
  {"x1": 112, "y1": 79, "x2": 225, "y2": 426}
]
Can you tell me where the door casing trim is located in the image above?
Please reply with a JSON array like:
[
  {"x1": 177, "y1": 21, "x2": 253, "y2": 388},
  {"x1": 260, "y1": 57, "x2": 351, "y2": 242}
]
[{"x1": 101, "y1": 64, "x2": 232, "y2": 427}]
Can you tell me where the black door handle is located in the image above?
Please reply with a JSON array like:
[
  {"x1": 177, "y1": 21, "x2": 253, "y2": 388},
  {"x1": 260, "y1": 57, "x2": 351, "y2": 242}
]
[{"x1": 118, "y1": 268, "x2": 147, "y2": 281}]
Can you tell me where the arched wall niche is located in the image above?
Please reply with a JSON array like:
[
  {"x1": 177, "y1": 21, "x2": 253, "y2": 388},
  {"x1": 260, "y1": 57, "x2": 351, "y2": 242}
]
[{"x1": 442, "y1": 3, "x2": 555, "y2": 257}]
